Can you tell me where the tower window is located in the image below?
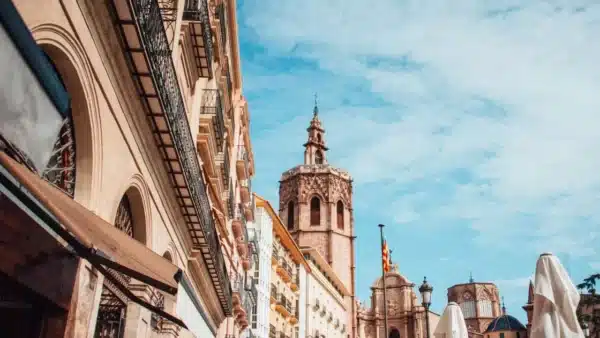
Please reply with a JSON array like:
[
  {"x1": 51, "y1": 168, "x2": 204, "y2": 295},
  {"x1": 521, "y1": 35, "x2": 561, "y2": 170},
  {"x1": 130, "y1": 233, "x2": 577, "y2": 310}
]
[
  {"x1": 310, "y1": 197, "x2": 320, "y2": 226},
  {"x1": 287, "y1": 200, "x2": 295, "y2": 230},
  {"x1": 336, "y1": 201, "x2": 344, "y2": 229},
  {"x1": 317, "y1": 133, "x2": 322, "y2": 143},
  {"x1": 315, "y1": 150, "x2": 323, "y2": 164}
]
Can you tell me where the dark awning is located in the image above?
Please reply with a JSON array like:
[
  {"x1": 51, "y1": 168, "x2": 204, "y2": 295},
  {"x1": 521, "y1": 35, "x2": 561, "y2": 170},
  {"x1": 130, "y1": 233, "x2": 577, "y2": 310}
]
[
  {"x1": 0, "y1": 152, "x2": 188, "y2": 328},
  {"x1": 0, "y1": 0, "x2": 69, "y2": 117}
]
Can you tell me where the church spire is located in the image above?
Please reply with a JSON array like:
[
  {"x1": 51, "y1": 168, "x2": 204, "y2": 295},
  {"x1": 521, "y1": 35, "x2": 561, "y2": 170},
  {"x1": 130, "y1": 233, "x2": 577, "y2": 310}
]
[{"x1": 303, "y1": 94, "x2": 328, "y2": 165}]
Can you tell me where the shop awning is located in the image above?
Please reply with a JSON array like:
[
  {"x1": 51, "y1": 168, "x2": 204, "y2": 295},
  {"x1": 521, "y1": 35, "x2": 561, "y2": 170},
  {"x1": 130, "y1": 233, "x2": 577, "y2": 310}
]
[{"x1": 0, "y1": 152, "x2": 182, "y2": 294}]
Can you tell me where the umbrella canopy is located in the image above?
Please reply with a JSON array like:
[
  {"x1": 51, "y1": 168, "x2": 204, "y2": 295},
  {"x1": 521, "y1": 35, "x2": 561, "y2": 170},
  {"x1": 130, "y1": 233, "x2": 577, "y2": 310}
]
[
  {"x1": 530, "y1": 252, "x2": 584, "y2": 338},
  {"x1": 434, "y1": 302, "x2": 468, "y2": 338}
]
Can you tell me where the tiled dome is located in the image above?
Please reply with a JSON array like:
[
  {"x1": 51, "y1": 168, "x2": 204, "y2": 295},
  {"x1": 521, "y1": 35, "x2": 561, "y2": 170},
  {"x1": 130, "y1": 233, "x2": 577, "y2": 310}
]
[{"x1": 484, "y1": 314, "x2": 527, "y2": 332}]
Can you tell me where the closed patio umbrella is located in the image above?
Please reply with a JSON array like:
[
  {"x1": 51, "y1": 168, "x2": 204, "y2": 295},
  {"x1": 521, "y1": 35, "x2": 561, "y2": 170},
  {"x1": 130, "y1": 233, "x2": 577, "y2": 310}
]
[
  {"x1": 530, "y1": 252, "x2": 584, "y2": 338},
  {"x1": 433, "y1": 302, "x2": 468, "y2": 338}
]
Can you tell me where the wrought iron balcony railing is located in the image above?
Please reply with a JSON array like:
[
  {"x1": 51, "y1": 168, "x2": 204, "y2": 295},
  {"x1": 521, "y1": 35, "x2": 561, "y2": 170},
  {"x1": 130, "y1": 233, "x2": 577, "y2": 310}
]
[
  {"x1": 217, "y1": 2, "x2": 227, "y2": 48},
  {"x1": 182, "y1": 0, "x2": 213, "y2": 78},
  {"x1": 113, "y1": 0, "x2": 230, "y2": 314},
  {"x1": 269, "y1": 325, "x2": 276, "y2": 338},
  {"x1": 222, "y1": 142, "x2": 230, "y2": 188},
  {"x1": 200, "y1": 89, "x2": 225, "y2": 149},
  {"x1": 270, "y1": 284, "x2": 278, "y2": 300},
  {"x1": 227, "y1": 179, "x2": 235, "y2": 219}
]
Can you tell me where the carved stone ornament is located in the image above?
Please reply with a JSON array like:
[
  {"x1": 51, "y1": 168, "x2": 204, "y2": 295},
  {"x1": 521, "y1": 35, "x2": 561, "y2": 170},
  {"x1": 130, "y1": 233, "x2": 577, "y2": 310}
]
[
  {"x1": 299, "y1": 175, "x2": 328, "y2": 203},
  {"x1": 463, "y1": 292, "x2": 473, "y2": 301},
  {"x1": 330, "y1": 175, "x2": 352, "y2": 207},
  {"x1": 279, "y1": 177, "x2": 299, "y2": 206}
]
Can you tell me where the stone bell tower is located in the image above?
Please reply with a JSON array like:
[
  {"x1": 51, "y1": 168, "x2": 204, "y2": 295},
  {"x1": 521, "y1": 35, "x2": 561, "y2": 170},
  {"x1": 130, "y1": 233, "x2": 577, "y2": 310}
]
[{"x1": 278, "y1": 99, "x2": 357, "y2": 337}]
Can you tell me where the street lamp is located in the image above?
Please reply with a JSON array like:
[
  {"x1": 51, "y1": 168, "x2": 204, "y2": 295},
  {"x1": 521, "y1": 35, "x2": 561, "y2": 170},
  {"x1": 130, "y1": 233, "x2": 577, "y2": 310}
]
[
  {"x1": 582, "y1": 321, "x2": 590, "y2": 338},
  {"x1": 419, "y1": 276, "x2": 433, "y2": 338}
]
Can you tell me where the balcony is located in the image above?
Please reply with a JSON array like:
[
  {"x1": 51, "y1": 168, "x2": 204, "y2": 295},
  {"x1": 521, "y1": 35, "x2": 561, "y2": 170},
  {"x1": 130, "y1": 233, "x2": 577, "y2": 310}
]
[
  {"x1": 277, "y1": 260, "x2": 291, "y2": 283},
  {"x1": 108, "y1": 0, "x2": 230, "y2": 314},
  {"x1": 227, "y1": 179, "x2": 235, "y2": 219},
  {"x1": 269, "y1": 326, "x2": 276, "y2": 338},
  {"x1": 290, "y1": 273, "x2": 299, "y2": 292},
  {"x1": 270, "y1": 285, "x2": 278, "y2": 305},
  {"x1": 288, "y1": 306, "x2": 299, "y2": 325},
  {"x1": 236, "y1": 145, "x2": 250, "y2": 180},
  {"x1": 199, "y1": 89, "x2": 225, "y2": 149},
  {"x1": 240, "y1": 178, "x2": 251, "y2": 204},
  {"x1": 275, "y1": 293, "x2": 292, "y2": 318},
  {"x1": 271, "y1": 248, "x2": 279, "y2": 266},
  {"x1": 221, "y1": 142, "x2": 230, "y2": 188},
  {"x1": 182, "y1": 0, "x2": 213, "y2": 78}
]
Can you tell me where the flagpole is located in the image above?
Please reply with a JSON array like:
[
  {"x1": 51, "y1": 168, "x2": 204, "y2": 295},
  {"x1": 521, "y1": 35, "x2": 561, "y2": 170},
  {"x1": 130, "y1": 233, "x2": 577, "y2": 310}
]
[{"x1": 379, "y1": 224, "x2": 389, "y2": 336}]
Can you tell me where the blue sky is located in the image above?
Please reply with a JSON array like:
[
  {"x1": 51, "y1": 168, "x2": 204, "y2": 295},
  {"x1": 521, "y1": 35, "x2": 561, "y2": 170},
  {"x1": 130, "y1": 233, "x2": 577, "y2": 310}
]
[{"x1": 236, "y1": 0, "x2": 600, "y2": 321}]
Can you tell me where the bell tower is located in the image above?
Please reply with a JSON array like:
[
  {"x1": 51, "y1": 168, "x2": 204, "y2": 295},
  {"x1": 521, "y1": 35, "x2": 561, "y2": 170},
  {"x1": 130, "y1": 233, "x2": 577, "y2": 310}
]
[{"x1": 278, "y1": 98, "x2": 357, "y2": 337}]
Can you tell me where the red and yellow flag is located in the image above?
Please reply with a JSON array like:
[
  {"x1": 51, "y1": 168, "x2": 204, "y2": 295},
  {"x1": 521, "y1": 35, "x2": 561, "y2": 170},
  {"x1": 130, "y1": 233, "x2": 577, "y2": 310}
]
[{"x1": 382, "y1": 240, "x2": 390, "y2": 272}]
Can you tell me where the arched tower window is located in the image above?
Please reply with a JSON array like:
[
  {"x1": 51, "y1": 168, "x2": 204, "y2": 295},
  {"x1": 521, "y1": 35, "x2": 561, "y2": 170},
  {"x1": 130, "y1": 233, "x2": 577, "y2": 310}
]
[
  {"x1": 317, "y1": 133, "x2": 322, "y2": 143},
  {"x1": 315, "y1": 150, "x2": 323, "y2": 164},
  {"x1": 287, "y1": 201, "x2": 295, "y2": 230},
  {"x1": 336, "y1": 201, "x2": 344, "y2": 229},
  {"x1": 389, "y1": 328, "x2": 400, "y2": 338},
  {"x1": 310, "y1": 197, "x2": 320, "y2": 226}
]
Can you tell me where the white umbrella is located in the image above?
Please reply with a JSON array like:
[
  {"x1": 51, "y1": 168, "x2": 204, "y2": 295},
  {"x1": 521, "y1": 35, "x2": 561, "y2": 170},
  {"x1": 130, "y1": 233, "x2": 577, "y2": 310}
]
[
  {"x1": 433, "y1": 302, "x2": 468, "y2": 338},
  {"x1": 530, "y1": 252, "x2": 584, "y2": 338}
]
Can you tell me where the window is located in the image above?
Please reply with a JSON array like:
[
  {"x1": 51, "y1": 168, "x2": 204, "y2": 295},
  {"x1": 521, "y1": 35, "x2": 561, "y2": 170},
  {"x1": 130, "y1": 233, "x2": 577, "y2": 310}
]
[
  {"x1": 251, "y1": 303, "x2": 257, "y2": 328},
  {"x1": 317, "y1": 133, "x2": 322, "y2": 143},
  {"x1": 459, "y1": 300, "x2": 476, "y2": 318},
  {"x1": 499, "y1": 333, "x2": 505, "y2": 338},
  {"x1": 287, "y1": 200, "x2": 295, "y2": 230},
  {"x1": 315, "y1": 150, "x2": 323, "y2": 164},
  {"x1": 310, "y1": 197, "x2": 320, "y2": 225},
  {"x1": 516, "y1": 333, "x2": 520, "y2": 338},
  {"x1": 336, "y1": 201, "x2": 344, "y2": 229}
]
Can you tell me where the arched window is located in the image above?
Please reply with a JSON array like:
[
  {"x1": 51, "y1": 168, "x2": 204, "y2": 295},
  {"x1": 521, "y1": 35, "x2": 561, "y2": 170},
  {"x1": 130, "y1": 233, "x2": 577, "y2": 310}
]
[
  {"x1": 389, "y1": 328, "x2": 400, "y2": 338},
  {"x1": 336, "y1": 201, "x2": 344, "y2": 229},
  {"x1": 115, "y1": 195, "x2": 135, "y2": 239},
  {"x1": 287, "y1": 201, "x2": 295, "y2": 230},
  {"x1": 315, "y1": 150, "x2": 323, "y2": 164},
  {"x1": 317, "y1": 133, "x2": 322, "y2": 143},
  {"x1": 310, "y1": 197, "x2": 320, "y2": 226},
  {"x1": 41, "y1": 51, "x2": 76, "y2": 198}
]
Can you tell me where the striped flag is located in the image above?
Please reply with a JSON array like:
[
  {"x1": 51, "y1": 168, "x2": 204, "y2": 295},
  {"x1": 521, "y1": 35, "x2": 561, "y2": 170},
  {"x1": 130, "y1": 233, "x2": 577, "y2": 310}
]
[{"x1": 382, "y1": 240, "x2": 390, "y2": 273}]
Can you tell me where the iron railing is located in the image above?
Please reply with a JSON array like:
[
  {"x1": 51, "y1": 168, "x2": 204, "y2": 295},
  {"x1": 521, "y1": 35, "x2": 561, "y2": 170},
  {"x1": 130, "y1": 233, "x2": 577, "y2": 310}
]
[
  {"x1": 269, "y1": 325, "x2": 276, "y2": 338},
  {"x1": 226, "y1": 66, "x2": 233, "y2": 97},
  {"x1": 222, "y1": 143, "x2": 230, "y2": 187},
  {"x1": 182, "y1": 0, "x2": 213, "y2": 77},
  {"x1": 270, "y1": 284, "x2": 278, "y2": 300},
  {"x1": 200, "y1": 89, "x2": 225, "y2": 148},
  {"x1": 227, "y1": 179, "x2": 235, "y2": 219},
  {"x1": 128, "y1": 0, "x2": 230, "y2": 312},
  {"x1": 217, "y1": 2, "x2": 227, "y2": 47}
]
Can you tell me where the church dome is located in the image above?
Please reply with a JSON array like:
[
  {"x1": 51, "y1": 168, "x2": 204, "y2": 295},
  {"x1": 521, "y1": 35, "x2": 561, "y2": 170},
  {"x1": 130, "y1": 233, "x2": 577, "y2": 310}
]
[{"x1": 484, "y1": 314, "x2": 526, "y2": 332}]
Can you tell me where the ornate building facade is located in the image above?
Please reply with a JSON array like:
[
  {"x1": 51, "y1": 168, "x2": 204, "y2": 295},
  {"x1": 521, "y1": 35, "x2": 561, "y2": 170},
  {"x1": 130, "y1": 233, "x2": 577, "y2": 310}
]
[
  {"x1": 278, "y1": 103, "x2": 357, "y2": 338},
  {"x1": 447, "y1": 280, "x2": 502, "y2": 337},
  {"x1": 357, "y1": 266, "x2": 439, "y2": 338},
  {"x1": 0, "y1": 0, "x2": 255, "y2": 337}
]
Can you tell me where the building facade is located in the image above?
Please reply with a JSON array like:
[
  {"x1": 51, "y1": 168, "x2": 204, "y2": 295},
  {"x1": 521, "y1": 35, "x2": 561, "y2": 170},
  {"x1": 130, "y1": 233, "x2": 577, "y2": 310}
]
[
  {"x1": 246, "y1": 198, "x2": 275, "y2": 338},
  {"x1": 302, "y1": 247, "x2": 350, "y2": 338},
  {"x1": 357, "y1": 265, "x2": 438, "y2": 338},
  {"x1": 254, "y1": 195, "x2": 310, "y2": 338},
  {"x1": 0, "y1": 0, "x2": 255, "y2": 337},
  {"x1": 278, "y1": 103, "x2": 357, "y2": 338},
  {"x1": 447, "y1": 280, "x2": 502, "y2": 337}
]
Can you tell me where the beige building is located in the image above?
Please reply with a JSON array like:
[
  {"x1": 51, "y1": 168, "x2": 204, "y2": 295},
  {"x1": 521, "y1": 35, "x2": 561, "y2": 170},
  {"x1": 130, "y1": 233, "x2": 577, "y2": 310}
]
[
  {"x1": 278, "y1": 103, "x2": 357, "y2": 338},
  {"x1": 255, "y1": 196, "x2": 309, "y2": 338},
  {"x1": 357, "y1": 265, "x2": 439, "y2": 338},
  {"x1": 302, "y1": 247, "x2": 350, "y2": 338},
  {"x1": 447, "y1": 280, "x2": 502, "y2": 335},
  {"x1": 0, "y1": 0, "x2": 255, "y2": 337}
]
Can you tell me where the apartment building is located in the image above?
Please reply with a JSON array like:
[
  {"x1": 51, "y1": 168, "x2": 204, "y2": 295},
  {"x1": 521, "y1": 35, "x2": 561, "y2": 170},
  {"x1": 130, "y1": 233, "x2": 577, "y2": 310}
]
[
  {"x1": 302, "y1": 248, "x2": 350, "y2": 338},
  {"x1": 0, "y1": 0, "x2": 254, "y2": 337},
  {"x1": 249, "y1": 196, "x2": 308, "y2": 338}
]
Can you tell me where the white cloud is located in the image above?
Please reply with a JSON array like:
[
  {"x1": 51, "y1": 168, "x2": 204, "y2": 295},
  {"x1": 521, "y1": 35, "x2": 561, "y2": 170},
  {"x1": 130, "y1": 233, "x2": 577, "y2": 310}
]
[{"x1": 242, "y1": 0, "x2": 600, "y2": 257}]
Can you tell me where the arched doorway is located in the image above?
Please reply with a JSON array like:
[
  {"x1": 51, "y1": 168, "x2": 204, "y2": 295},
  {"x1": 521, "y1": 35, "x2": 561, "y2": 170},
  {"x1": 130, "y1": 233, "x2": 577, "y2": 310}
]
[{"x1": 389, "y1": 328, "x2": 401, "y2": 338}]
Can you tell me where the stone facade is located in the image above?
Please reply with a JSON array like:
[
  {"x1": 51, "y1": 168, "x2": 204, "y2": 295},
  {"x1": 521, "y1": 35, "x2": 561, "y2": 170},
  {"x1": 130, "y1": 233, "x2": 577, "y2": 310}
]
[
  {"x1": 357, "y1": 267, "x2": 439, "y2": 338},
  {"x1": 447, "y1": 281, "x2": 501, "y2": 336},
  {"x1": 278, "y1": 104, "x2": 357, "y2": 338},
  {"x1": 2, "y1": 0, "x2": 255, "y2": 337}
]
